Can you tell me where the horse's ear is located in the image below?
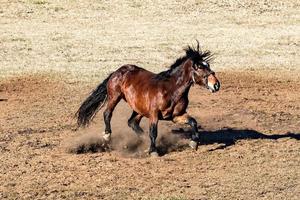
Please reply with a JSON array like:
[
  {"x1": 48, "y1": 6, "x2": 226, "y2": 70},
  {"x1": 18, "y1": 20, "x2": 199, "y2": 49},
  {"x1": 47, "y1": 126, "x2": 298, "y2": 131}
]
[{"x1": 196, "y1": 40, "x2": 200, "y2": 52}]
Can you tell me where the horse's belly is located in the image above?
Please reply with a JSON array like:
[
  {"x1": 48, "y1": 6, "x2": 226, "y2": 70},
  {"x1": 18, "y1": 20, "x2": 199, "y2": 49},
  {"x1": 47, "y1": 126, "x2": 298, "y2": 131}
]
[
  {"x1": 122, "y1": 89, "x2": 151, "y2": 117},
  {"x1": 120, "y1": 70, "x2": 155, "y2": 117}
]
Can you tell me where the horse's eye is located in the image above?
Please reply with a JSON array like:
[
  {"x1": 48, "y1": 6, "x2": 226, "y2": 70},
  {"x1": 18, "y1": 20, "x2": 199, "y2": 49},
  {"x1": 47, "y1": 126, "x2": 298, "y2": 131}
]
[
  {"x1": 202, "y1": 61, "x2": 208, "y2": 68},
  {"x1": 196, "y1": 64, "x2": 204, "y2": 69}
]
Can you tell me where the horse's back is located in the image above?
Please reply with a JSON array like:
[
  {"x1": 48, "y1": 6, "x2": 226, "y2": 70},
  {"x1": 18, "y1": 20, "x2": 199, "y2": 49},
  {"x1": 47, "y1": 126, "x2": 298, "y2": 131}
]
[
  {"x1": 108, "y1": 65, "x2": 161, "y2": 116},
  {"x1": 119, "y1": 64, "x2": 154, "y2": 76},
  {"x1": 113, "y1": 64, "x2": 156, "y2": 86}
]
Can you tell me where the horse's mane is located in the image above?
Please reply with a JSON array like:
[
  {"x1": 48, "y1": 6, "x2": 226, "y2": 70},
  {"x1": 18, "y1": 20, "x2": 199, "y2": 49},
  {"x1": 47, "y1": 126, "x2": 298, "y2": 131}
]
[{"x1": 155, "y1": 43, "x2": 213, "y2": 80}]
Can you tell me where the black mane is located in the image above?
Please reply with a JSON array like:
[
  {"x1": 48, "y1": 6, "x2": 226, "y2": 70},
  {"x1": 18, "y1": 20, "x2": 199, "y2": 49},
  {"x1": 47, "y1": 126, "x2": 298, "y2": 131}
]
[{"x1": 155, "y1": 43, "x2": 213, "y2": 80}]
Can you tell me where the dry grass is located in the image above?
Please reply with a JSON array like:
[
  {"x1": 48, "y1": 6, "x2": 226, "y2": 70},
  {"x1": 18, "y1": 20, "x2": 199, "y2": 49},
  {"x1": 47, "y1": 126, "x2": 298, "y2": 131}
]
[{"x1": 0, "y1": 0, "x2": 299, "y2": 81}]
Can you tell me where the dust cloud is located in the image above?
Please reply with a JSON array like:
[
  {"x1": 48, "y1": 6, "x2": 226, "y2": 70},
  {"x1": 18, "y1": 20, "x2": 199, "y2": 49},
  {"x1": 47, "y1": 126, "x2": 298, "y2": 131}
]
[{"x1": 65, "y1": 102, "x2": 189, "y2": 157}]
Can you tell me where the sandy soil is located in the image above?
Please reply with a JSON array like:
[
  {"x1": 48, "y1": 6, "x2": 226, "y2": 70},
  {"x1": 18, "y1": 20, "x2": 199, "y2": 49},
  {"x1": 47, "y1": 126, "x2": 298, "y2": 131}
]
[
  {"x1": 0, "y1": 0, "x2": 300, "y2": 199},
  {"x1": 0, "y1": 71, "x2": 299, "y2": 199}
]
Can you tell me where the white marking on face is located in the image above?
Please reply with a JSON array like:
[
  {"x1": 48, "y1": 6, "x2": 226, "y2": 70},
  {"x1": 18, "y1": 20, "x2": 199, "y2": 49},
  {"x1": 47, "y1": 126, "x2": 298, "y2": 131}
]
[
  {"x1": 192, "y1": 72, "x2": 196, "y2": 83},
  {"x1": 208, "y1": 81, "x2": 215, "y2": 92},
  {"x1": 202, "y1": 61, "x2": 208, "y2": 67}
]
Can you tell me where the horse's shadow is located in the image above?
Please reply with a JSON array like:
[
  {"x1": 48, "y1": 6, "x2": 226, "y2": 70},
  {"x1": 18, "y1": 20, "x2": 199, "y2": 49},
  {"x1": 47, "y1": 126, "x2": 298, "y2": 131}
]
[{"x1": 159, "y1": 127, "x2": 300, "y2": 155}]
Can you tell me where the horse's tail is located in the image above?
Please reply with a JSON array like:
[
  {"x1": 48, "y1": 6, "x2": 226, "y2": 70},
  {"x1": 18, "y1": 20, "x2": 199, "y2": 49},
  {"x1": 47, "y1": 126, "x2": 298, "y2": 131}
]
[{"x1": 76, "y1": 73, "x2": 112, "y2": 127}]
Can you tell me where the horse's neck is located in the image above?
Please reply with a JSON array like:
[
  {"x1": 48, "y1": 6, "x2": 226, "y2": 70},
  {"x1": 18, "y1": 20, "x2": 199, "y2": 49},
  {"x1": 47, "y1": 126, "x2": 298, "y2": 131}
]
[
  {"x1": 169, "y1": 60, "x2": 193, "y2": 101},
  {"x1": 172, "y1": 59, "x2": 193, "y2": 87}
]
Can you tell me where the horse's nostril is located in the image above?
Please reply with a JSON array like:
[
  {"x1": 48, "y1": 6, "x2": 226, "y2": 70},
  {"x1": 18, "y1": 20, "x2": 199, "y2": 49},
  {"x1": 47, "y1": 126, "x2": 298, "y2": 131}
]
[{"x1": 214, "y1": 83, "x2": 220, "y2": 91}]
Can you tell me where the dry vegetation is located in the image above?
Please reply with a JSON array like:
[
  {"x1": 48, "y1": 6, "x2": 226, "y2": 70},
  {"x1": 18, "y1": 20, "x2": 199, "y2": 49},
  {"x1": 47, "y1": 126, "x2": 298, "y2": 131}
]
[
  {"x1": 1, "y1": 0, "x2": 299, "y2": 80},
  {"x1": 0, "y1": 0, "x2": 300, "y2": 199}
]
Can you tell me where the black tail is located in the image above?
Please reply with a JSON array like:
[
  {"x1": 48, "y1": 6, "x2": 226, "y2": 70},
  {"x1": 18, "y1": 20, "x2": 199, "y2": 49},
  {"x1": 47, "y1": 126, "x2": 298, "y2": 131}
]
[{"x1": 76, "y1": 74, "x2": 112, "y2": 127}]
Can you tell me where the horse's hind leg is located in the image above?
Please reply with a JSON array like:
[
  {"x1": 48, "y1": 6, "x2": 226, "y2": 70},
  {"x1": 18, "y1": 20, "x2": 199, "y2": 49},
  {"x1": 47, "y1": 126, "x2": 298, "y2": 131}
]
[
  {"x1": 103, "y1": 95, "x2": 121, "y2": 141},
  {"x1": 128, "y1": 111, "x2": 144, "y2": 134}
]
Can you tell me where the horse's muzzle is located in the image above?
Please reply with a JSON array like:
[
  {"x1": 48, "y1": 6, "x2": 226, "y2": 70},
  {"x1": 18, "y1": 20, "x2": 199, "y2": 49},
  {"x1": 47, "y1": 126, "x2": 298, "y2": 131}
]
[
  {"x1": 208, "y1": 81, "x2": 220, "y2": 93},
  {"x1": 214, "y1": 81, "x2": 220, "y2": 92}
]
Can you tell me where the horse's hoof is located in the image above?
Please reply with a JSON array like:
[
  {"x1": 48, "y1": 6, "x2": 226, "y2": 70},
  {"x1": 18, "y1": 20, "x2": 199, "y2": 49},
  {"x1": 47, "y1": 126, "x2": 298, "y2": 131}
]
[
  {"x1": 189, "y1": 140, "x2": 198, "y2": 150},
  {"x1": 102, "y1": 132, "x2": 111, "y2": 142},
  {"x1": 150, "y1": 151, "x2": 159, "y2": 157}
]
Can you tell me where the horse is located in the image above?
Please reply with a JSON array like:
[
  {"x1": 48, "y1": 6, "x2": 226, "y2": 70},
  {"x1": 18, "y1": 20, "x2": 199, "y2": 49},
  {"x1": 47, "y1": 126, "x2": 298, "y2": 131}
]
[{"x1": 76, "y1": 42, "x2": 220, "y2": 156}]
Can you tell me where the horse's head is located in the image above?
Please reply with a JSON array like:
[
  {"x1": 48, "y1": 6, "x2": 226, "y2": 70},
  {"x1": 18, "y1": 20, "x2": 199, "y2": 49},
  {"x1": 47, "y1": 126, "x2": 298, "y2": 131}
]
[
  {"x1": 191, "y1": 60, "x2": 220, "y2": 93},
  {"x1": 182, "y1": 41, "x2": 220, "y2": 93}
]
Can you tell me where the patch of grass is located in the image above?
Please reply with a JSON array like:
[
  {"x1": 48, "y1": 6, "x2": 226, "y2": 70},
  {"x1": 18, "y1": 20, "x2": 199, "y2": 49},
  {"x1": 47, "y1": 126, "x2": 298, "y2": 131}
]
[
  {"x1": 54, "y1": 7, "x2": 64, "y2": 12},
  {"x1": 31, "y1": 0, "x2": 48, "y2": 5},
  {"x1": 129, "y1": 1, "x2": 143, "y2": 8},
  {"x1": 11, "y1": 37, "x2": 27, "y2": 42}
]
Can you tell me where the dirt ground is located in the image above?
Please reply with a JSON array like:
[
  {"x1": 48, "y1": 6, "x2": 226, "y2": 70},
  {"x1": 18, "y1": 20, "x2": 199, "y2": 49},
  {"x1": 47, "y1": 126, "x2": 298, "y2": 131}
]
[
  {"x1": 1, "y1": 71, "x2": 299, "y2": 200},
  {"x1": 0, "y1": 0, "x2": 300, "y2": 200}
]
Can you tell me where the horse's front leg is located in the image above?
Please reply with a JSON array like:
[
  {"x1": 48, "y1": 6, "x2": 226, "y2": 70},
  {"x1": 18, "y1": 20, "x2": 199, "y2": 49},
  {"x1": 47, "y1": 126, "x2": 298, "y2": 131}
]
[
  {"x1": 173, "y1": 113, "x2": 200, "y2": 150},
  {"x1": 149, "y1": 116, "x2": 159, "y2": 156}
]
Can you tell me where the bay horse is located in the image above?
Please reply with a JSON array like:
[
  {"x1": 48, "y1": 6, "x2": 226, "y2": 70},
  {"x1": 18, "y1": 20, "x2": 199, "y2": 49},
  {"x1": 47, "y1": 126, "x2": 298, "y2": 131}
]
[{"x1": 76, "y1": 42, "x2": 220, "y2": 156}]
